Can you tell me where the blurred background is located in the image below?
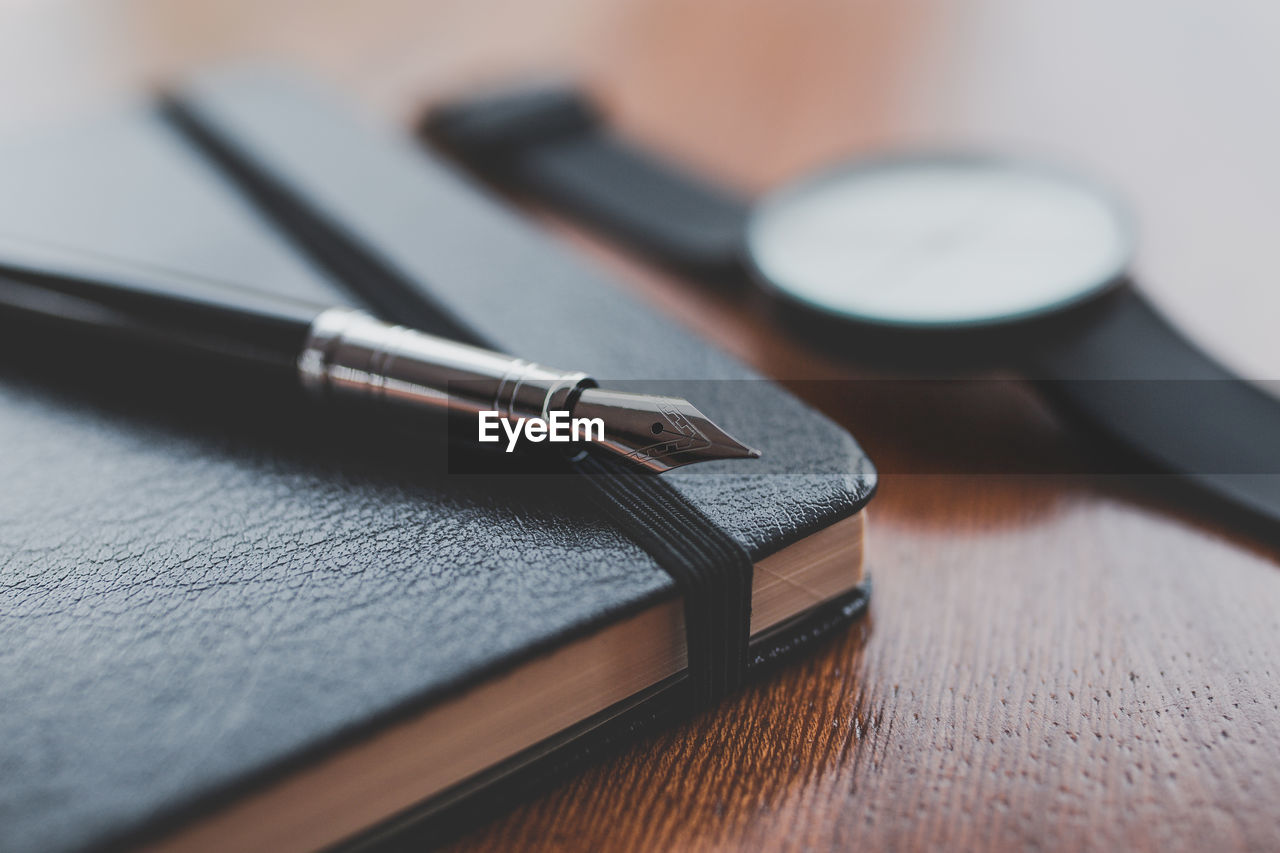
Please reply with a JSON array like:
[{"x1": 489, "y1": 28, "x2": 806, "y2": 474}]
[
  {"x1": 4, "y1": 6, "x2": 1279, "y2": 849},
  {"x1": 1, "y1": 0, "x2": 1277, "y2": 384}
]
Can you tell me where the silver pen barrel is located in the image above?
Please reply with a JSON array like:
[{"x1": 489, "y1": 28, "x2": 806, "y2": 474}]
[{"x1": 297, "y1": 307, "x2": 593, "y2": 423}]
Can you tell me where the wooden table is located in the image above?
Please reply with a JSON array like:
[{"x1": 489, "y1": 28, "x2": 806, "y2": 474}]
[{"x1": 6, "y1": 1, "x2": 1279, "y2": 849}]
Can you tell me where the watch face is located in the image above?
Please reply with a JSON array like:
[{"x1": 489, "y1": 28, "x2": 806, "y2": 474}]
[{"x1": 745, "y1": 155, "x2": 1133, "y2": 328}]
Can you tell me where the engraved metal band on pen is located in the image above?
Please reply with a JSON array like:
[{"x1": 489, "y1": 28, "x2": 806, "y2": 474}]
[{"x1": 297, "y1": 307, "x2": 595, "y2": 422}]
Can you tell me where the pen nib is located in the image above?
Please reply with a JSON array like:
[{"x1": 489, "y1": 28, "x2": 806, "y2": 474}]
[{"x1": 572, "y1": 387, "x2": 762, "y2": 473}]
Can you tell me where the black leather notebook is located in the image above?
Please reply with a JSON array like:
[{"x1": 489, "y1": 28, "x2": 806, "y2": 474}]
[{"x1": 0, "y1": 68, "x2": 875, "y2": 852}]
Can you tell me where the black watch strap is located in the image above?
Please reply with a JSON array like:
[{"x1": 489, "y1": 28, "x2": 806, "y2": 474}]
[
  {"x1": 1028, "y1": 284, "x2": 1280, "y2": 535},
  {"x1": 424, "y1": 85, "x2": 750, "y2": 279}
]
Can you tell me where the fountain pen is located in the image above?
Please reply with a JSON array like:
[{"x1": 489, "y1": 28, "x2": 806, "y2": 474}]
[{"x1": 0, "y1": 249, "x2": 760, "y2": 473}]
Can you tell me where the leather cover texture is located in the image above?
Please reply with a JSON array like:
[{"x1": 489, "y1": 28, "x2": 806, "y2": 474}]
[{"x1": 0, "y1": 68, "x2": 875, "y2": 852}]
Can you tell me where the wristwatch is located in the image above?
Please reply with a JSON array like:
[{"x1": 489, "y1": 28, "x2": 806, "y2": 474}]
[{"x1": 424, "y1": 84, "x2": 1280, "y2": 536}]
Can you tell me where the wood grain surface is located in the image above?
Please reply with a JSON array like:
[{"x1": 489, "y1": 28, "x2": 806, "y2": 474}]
[{"x1": 4, "y1": 1, "x2": 1279, "y2": 849}]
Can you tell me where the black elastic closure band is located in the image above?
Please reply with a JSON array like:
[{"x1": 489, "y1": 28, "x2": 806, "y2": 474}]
[
  {"x1": 162, "y1": 93, "x2": 756, "y2": 710},
  {"x1": 160, "y1": 97, "x2": 476, "y2": 343},
  {"x1": 572, "y1": 452, "x2": 753, "y2": 709}
]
